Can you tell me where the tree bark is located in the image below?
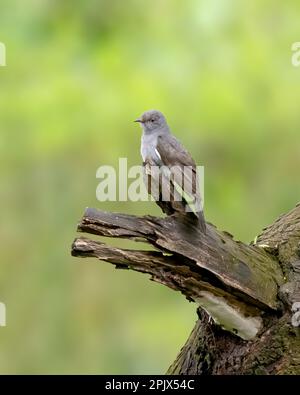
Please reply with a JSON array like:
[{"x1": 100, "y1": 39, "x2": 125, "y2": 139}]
[{"x1": 71, "y1": 205, "x2": 300, "y2": 374}]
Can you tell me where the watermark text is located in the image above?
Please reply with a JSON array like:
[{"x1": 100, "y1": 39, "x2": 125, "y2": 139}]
[
  {"x1": 0, "y1": 42, "x2": 6, "y2": 66},
  {"x1": 0, "y1": 302, "x2": 6, "y2": 327},
  {"x1": 291, "y1": 42, "x2": 300, "y2": 67},
  {"x1": 96, "y1": 158, "x2": 204, "y2": 213}
]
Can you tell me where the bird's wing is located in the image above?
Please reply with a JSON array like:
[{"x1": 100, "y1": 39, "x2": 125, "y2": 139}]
[{"x1": 156, "y1": 134, "x2": 203, "y2": 214}]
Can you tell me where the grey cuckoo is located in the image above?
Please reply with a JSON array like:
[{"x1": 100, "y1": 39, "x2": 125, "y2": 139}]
[{"x1": 135, "y1": 109, "x2": 206, "y2": 232}]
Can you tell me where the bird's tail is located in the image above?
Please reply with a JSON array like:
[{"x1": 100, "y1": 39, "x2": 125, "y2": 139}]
[
  {"x1": 184, "y1": 196, "x2": 206, "y2": 233},
  {"x1": 197, "y1": 209, "x2": 206, "y2": 233},
  {"x1": 184, "y1": 195, "x2": 206, "y2": 233}
]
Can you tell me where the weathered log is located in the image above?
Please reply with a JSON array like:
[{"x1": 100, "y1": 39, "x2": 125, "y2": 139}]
[
  {"x1": 71, "y1": 205, "x2": 300, "y2": 374},
  {"x1": 167, "y1": 205, "x2": 300, "y2": 374}
]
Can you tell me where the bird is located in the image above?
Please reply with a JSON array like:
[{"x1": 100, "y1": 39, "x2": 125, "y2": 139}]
[{"x1": 135, "y1": 109, "x2": 206, "y2": 232}]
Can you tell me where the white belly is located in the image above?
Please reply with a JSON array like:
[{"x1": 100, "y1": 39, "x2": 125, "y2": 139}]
[{"x1": 141, "y1": 133, "x2": 161, "y2": 163}]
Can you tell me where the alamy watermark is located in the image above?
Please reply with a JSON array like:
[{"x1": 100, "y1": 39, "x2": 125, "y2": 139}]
[
  {"x1": 0, "y1": 42, "x2": 7, "y2": 326},
  {"x1": 291, "y1": 302, "x2": 300, "y2": 327},
  {"x1": 0, "y1": 42, "x2": 6, "y2": 66},
  {"x1": 0, "y1": 302, "x2": 6, "y2": 327},
  {"x1": 291, "y1": 42, "x2": 300, "y2": 67},
  {"x1": 96, "y1": 158, "x2": 204, "y2": 212}
]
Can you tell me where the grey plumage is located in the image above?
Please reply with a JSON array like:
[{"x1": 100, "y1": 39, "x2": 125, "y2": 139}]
[{"x1": 135, "y1": 110, "x2": 206, "y2": 232}]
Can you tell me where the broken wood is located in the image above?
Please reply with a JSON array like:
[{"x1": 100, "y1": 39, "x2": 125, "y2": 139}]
[{"x1": 71, "y1": 205, "x2": 300, "y2": 374}]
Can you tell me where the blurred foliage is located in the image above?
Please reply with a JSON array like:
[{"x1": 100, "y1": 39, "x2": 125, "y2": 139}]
[{"x1": 0, "y1": 0, "x2": 300, "y2": 373}]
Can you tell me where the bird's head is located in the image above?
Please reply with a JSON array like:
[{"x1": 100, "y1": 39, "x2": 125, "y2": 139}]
[{"x1": 134, "y1": 110, "x2": 168, "y2": 133}]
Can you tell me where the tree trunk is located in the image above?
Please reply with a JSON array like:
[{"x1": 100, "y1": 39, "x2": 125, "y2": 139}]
[{"x1": 71, "y1": 204, "x2": 300, "y2": 375}]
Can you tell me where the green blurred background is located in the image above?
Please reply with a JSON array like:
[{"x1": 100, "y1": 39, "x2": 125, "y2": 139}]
[{"x1": 1, "y1": 0, "x2": 300, "y2": 374}]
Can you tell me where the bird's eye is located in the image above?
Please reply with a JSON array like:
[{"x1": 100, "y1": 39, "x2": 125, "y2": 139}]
[{"x1": 151, "y1": 119, "x2": 155, "y2": 122}]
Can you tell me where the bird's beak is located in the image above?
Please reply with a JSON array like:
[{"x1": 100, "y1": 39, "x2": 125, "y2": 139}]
[{"x1": 134, "y1": 118, "x2": 143, "y2": 123}]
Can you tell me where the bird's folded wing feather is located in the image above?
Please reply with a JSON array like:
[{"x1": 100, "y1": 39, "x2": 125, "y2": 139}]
[{"x1": 156, "y1": 134, "x2": 202, "y2": 212}]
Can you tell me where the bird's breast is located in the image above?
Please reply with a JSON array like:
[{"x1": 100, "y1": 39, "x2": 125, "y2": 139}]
[{"x1": 141, "y1": 134, "x2": 160, "y2": 163}]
